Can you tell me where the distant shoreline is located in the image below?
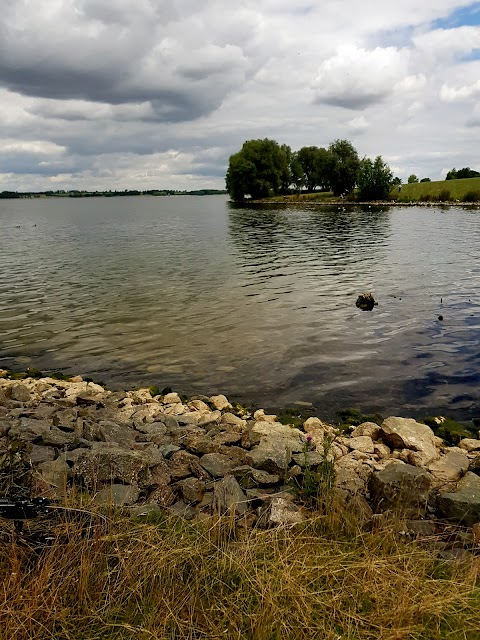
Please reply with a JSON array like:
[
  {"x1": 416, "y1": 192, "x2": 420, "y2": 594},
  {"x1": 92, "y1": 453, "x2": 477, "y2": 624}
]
[{"x1": 0, "y1": 189, "x2": 228, "y2": 200}]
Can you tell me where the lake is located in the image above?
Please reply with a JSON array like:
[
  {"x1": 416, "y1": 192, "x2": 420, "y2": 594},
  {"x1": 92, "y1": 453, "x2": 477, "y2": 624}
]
[{"x1": 1, "y1": 195, "x2": 480, "y2": 421}]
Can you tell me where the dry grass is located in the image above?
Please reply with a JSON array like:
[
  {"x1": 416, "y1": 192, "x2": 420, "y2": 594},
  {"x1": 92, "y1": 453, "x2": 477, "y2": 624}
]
[{"x1": 0, "y1": 504, "x2": 479, "y2": 640}]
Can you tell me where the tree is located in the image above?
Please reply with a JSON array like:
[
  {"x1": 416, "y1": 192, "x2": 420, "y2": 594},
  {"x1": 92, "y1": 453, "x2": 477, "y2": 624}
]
[
  {"x1": 225, "y1": 139, "x2": 290, "y2": 201},
  {"x1": 328, "y1": 139, "x2": 360, "y2": 196},
  {"x1": 447, "y1": 167, "x2": 480, "y2": 180},
  {"x1": 420, "y1": 177, "x2": 431, "y2": 182},
  {"x1": 357, "y1": 156, "x2": 393, "y2": 201},
  {"x1": 392, "y1": 177, "x2": 402, "y2": 186},
  {"x1": 295, "y1": 146, "x2": 331, "y2": 192},
  {"x1": 407, "y1": 174, "x2": 418, "y2": 184}
]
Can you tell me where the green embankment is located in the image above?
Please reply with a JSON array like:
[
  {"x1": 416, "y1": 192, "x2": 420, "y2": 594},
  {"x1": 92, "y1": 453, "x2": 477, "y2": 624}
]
[{"x1": 395, "y1": 177, "x2": 480, "y2": 202}]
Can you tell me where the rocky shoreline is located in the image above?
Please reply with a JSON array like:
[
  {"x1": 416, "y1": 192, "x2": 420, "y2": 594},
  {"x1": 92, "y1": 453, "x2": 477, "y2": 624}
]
[{"x1": 1, "y1": 372, "x2": 480, "y2": 546}]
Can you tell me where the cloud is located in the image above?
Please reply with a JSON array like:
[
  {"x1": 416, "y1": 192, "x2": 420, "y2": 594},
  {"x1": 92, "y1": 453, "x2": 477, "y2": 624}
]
[
  {"x1": 1, "y1": 0, "x2": 480, "y2": 189},
  {"x1": 313, "y1": 46, "x2": 408, "y2": 110}
]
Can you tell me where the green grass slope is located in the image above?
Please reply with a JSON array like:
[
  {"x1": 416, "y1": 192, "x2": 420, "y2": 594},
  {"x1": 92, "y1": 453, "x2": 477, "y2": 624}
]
[{"x1": 395, "y1": 177, "x2": 480, "y2": 202}]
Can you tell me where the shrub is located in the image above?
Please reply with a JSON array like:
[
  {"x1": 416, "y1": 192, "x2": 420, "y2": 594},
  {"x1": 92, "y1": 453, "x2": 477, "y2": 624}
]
[
  {"x1": 437, "y1": 189, "x2": 452, "y2": 202},
  {"x1": 462, "y1": 190, "x2": 480, "y2": 203}
]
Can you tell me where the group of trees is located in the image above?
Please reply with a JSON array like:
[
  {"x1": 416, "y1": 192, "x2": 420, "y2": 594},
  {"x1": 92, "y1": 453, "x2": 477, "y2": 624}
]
[
  {"x1": 225, "y1": 138, "x2": 393, "y2": 202},
  {"x1": 446, "y1": 167, "x2": 480, "y2": 180}
]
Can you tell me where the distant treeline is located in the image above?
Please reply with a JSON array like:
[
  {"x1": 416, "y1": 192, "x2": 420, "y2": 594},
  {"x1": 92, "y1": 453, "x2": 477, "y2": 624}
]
[{"x1": 0, "y1": 189, "x2": 227, "y2": 199}]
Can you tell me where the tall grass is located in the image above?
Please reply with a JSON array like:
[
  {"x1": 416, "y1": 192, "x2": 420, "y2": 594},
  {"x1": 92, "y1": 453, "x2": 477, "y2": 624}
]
[{"x1": 1, "y1": 503, "x2": 479, "y2": 639}]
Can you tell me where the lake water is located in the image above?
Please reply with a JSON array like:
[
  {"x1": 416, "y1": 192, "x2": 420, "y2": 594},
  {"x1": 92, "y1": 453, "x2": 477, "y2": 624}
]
[{"x1": 1, "y1": 195, "x2": 480, "y2": 420}]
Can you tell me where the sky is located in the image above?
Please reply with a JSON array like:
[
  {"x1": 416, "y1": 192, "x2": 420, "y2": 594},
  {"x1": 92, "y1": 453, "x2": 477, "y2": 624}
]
[{"x1": 1, "y1": 0, "x2": 480, "y2": 192}]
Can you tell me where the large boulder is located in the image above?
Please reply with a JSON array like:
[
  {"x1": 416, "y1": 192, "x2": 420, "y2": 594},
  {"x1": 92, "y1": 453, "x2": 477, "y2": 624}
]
[
  {"x1": 428, "y1": 450, "x2": 469, "y2": 484},
  {"x1": 248, "y1": 422, "x2": 305, "y2": 475},
  {"x1": 380, "y1": 417, "x2": 439, "y2": 466},
  {"x1": 73, "y1": 445, "x2": 152, "y2": 488},
  {"x1": 369, "y1": 462, "x2": 432, "y2": 516},
  {"x1": 438, "y1": 472, "x2": 480, "y2": 526}
]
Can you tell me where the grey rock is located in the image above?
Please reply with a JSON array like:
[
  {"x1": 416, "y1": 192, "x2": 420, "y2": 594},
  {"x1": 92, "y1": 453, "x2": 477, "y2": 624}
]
[
  {"x1": 168, "y1": 501, "x2": 197, "y2": 520},
  {"x1": 36, "y1": 459, "x2": 70, "y2": 497},
  {"x1": 220, "y1": 413, "x2": 246, "y2": 428},
  {"x1": 40, "y1": 426, "x2": 78, "y2": 449},
  {"x1": 199, "y1": 453, "x2": 235, "y2": 477},
  {"x1": 404, "y1": 520, "x2": 437, "y2": 537},
  {"x1": 438, "y1": 472, "x2": 480, "y2": 526},
  {"x1": 129, "y1": 503, "x2": 162, "y2": 519},
  {"x1": 135, "y1": 421, "x2": 167, "y2": 436},
  {"x1": 292, "y1": 451, "x2": 325, "y2": 468},
  {"x1": 158, "y1": 444, "x2": 181, "y2": 458},
  {"x1": 168, "y1": 450, "x2": 201, "y2": 480},
  {"x1": 213, "y1": 475, "x2": 247, "y2": 515},
  {"x1": 351, "y1": 422, "x2": 381, "y2": 440},
  {"x1": 73, "y1": 447, "x2": 152, "y2": 488},
  {"x1": 29, "y1": 445, "x2": 55, "y2": 465},
  {"x1": 98, "y1": 421, "x2": 137, "y2": 446},
  {"x1": 348, "y1": 436, "x2": 375, "y2": 454},
  {"x1": 10, "y1": 384, "x2": 32, "y2": 403},
  {"x1": 9, "y1": 417, "x2": 51, "y2": 441},
  {"x1": 369, "y1": 463, "x2": 432, "y2": 516},
  {"x1": 149, "y1": 462, "x2": 171, "y2": 487},
  {"x1": 428, "y1": 451, "x2": 469, "y2": 484},
  {"x1": 149, "y1": 485, "x2": 176, "y2": 507},
  {"x1": 249, "y1": 440, "x2": 290, "y2": 476},
  {"x1": 93, "y1": 484, "x2": 140, "y2": 506},
  {"x1": 0, "y1": 420, "x2": 11, "y2": 437}
]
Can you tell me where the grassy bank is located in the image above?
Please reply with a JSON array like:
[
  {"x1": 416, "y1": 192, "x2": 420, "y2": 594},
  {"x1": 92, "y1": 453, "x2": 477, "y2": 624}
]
[
  {"x1": 1, "y1": 505, "x2": 480, "y2": 639},
  {"x1": 396, "y1": 178, "x2": 480, "y2": 203}
]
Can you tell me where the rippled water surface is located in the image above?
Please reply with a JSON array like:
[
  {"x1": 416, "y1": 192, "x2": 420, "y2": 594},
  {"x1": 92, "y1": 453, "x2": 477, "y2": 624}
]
[{"x1": 1, "y1": 196, "x2": 480, "y2": 419}]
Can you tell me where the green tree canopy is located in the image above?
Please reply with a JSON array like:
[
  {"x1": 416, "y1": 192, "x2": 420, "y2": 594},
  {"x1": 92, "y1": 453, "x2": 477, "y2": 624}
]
[
  {"x1": 407, "y1": 174, "x2": 418, "y2": 184},
  {"x1": 357, "y1": 156, "x2": 393, "y2": 201},
  {"x1": 295, "y1": 146, "x2": 331, "y2": 192},
  {"x1": 420, "y1": 177, "x2": 431, "y2": 182},
  {"x1": 225, "y1": 139, "x2": 290, "y2": 201},
  {"x1": 446, "y1": 167, "x2": 480, "y2": 180},
  {"x1": 328, "y1": 139, "x2": 360, "y2": 196}
]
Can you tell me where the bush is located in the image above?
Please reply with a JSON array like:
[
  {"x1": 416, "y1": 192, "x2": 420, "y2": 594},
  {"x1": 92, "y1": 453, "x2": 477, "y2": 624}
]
[
  {"x1": 437, "y1": 189, "x2": 452, "y2": 202},
  {"x1": 462, "y1": 190, "x2": 480, "y2": 203}
]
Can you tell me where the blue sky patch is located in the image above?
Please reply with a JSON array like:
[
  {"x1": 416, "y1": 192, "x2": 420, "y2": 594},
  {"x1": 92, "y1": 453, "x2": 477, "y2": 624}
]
[{"x1": 432, "y1": 2, "x2": 480, "y2": 28}]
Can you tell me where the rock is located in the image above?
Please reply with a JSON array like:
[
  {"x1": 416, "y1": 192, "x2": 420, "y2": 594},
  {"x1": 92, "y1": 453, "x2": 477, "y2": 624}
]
[
  {"x1": 356, "y1": 292, "x2": 377, "y2": 311},
  {"x1": 404, "y1": 520, "x2": 437, "y2": 537},
  {"x1": 469, "y1": 456, "x2": 480, "y2": 475},
  {"x1": 129, "y1": 503, "x2": 162, "y2": 519},
  {"x1": 250, "y1": 422, "x2": 305, "y2": 474},
  {"x1": 93, "y1": 484, "x2": 140, "y2": 506},
  {"x1": 262, "y1": 496, "x2": 303, "y2": 526},
  {"x1": 373, "y1": 442, "x2": 391, "y2": 459},
  {"x1": 428, "y1": 450, "x2": 469, "y2": 484},
  {"x1": 209, "y1": 395, "x2": 232, "y2": 411},
  {"x1": 40, "y1": 426, "x2": 78, "y2": 449},
  {"x1": 184, "y1": 434, "x2": 215, "y2": 455},
  {"x1": 438, "y1": 548, "x2": 473, "y2": 562},
  {"x1": 168, "y1": 450, "x2": 202, "y2": 480},
  {"x1": 149, "y1": 462, "x2": 171, "y2": 487},
  {"x1": 380, "y1": 417, "x2": 439, "y2": 466},
  {"x1": 197, "y1": 411, "x2": 221, "y2": 428},
  {"x1": 459, "y1": 439, "x2": 480, "y2": 452},
  {"x1": 348, "y1": 436, "x2": 375, "y2": 454},
  {"x1": 162, "y1": 392, "x2": 182, "y2": 405},
  {"x1": 220, "y1": 413, "x2": 246, "y2": 428},
  {"x1": 213, "y1": 475, "x2": 247, "y2": 515},
  {"x1": 73, "y1": 446, "x2": 152, "y2": 488},
  {"x1": 29, "y1": 445, "x2": 56, "y2": 465},
  {"x1": 253, "y1": 409, "x2": 277, "y2": 423},
  {"x1": 189, "y1": 400, "x2": 211, "y2": 412},
  {"x1": 98, "y1": 421, "x2": 137, "y2": 446},
  {"x1": 0, "y1": 421, "x2": 11, "y2": 437},
  {"x1": 438, "y1": 472, "x2": 480, "y2": 526},
  {"x1": 250, "y1": 468, "x2": 281, "y2": 485},
  {"x1": 168, "y1": 501, "x2": 197, "y2": 520},
  {"x1": 292, "y1": 451, "x2": 325, "y2": 468},
  {"x1": 10, "y1": 384, "x2": 31, "y2": 403},
  {"x1": 9, "y1": 417, "x2": 51, "y2": 441},
  {"x1": 199, "y1": 453, "x2": 235, "y2": 477},
  {"x1": 158, "y1": 444, "x2": 181, "y2": 458},
  {"x1": 369, "y1": 463, "x2": 432, "y2": 516},
  {"x1": 149, "y1": 485, "x2": 176, "y2": 507},
  {"x1": 351, "y1": 422, "x2": 381, "y2": 440},
  {"x1": 177, "y1": 477, "x2": 205, "y2": 503},
  {"x1": 36, "y1": 459, "x2": 70, "y2": 497}
]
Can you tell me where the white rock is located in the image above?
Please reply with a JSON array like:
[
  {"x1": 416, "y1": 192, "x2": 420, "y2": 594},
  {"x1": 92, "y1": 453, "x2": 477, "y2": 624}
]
[
  {"x1": 210, "y1": 394, "x2": 233, "y2": 411},
  {"x1": 380, "y1": 417, "x2": 439, "y2": 466},
  {"x1": 351, "y1": 422, "x2": 381, "y2": 440},
  {"x1": 163, "y1": 392, "x2": 181, "y2": 404},
  {"x1": 348, "y1": 435, "x2": 375, "y2": 454},
  {"x1": 459, "y1": 439, "x2": 480, "y2": 452}
]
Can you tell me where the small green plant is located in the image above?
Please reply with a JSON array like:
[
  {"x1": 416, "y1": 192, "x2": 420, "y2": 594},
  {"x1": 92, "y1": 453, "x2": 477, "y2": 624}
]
[
  {"x1": 422, "y1": 416, "x2": 475, "y2": 445},
  {"x1": 293, "y1": 435, "x2": 336, "y2": 511},
  {"x1": 336, "y1": 408, "x2": 383, "y2": 428},
  {"x1": 149, "y1": 385, "x2": 160, "y2": 397}
]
